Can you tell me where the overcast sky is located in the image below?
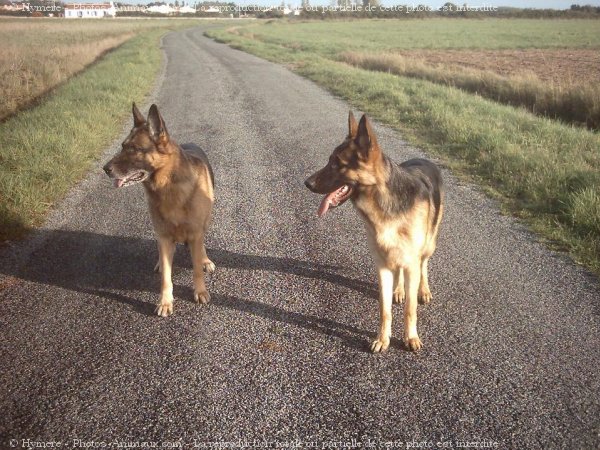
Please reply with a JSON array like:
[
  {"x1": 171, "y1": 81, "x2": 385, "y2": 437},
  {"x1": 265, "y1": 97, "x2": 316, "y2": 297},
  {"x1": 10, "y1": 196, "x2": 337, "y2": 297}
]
[
  {"x1": 406, "y1": 0, "x2": 600, "y2": 6},
  {"x1": 409, "y1": 0, "x2": 597, "y2": 7},
  {"x1": 287, "y1": 0, "x2": 597, "y2": 7},
  {"x1": 161, "y1": 1, "x2": 595, "y2": 8},
  {"x1": 284, "y1": 0, "x2": 600, "y2": 6},
  {"x1": 90, "y1": 0, "x2": 600, "y2": 8}
]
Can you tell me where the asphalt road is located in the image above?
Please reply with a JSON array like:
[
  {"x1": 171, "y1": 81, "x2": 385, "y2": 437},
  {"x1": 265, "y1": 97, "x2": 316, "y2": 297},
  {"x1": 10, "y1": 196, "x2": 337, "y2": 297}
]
[{"x1": 1, "y1": 26, "x2": 599, "y2": 449}]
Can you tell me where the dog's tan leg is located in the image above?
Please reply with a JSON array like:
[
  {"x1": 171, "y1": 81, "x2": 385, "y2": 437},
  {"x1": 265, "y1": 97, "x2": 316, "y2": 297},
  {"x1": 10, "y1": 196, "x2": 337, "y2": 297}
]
[
  {"x1": 189, "y1": 236, "x2": 211, "y2": 304},
  {"x1": 155, "y1": 236, "x2": 175, "y2": 317},
  {"x1": 393, "y1": 269, "x2": 404, "y2": 304},
  {"x1": 198, "y1": 219, "x2": 216, "y2": 274},
  {"x1": 203, "y1": 258, "x2": 216, "y2": 274},
  {"x1": 154, "y1": 241, "x2": 175, "y2": 273},
  {"x1": 370, "y1": 266, "x2": 394, "y2": 353},
  {"x1": 418, "y1": 257, "x2": 432, "y2": 304},
  {"x1": 404, "y1": 261, "x2": 422, "y2": 351}
]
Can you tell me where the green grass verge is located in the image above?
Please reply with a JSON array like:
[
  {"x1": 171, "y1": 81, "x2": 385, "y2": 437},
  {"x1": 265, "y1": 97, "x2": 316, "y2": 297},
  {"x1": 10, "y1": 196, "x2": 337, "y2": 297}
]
[
  {"x1": 207, "y1": 23, "x2": 600, "y2": 274},
  {"x1": 0, "y1": 22, "x2": 202, "y2": 242},
  {"x1": 229, "y1": 19, "x2": 600, "y2": 55}
]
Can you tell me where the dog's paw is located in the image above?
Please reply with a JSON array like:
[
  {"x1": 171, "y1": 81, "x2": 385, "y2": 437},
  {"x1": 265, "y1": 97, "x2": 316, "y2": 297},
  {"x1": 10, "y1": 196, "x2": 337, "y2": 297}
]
[
  {"x1": 370, "y1": 337, "x2": 390, "y2": 353},
  {"x1": 405, "y1": 336, "x2": 422, "y2": 352},
  {"x1": 203, "y1": 260, "x2": 216, "y2": 274},
  {"x1": 393, "y1": 289, "x2": 405, "y2": 304},
  {"x1": 155, "y1": 301, "x2": 173, "y2": 317},
  {"x1": 194, "y1": 289, "x2": 211, "y2": 304},
  {"x1": 418, "y1": 290, "x2": 432, "y2": 304},
  {"x1": 154, "y1": 260, "x2": 161, "y2": 273}
]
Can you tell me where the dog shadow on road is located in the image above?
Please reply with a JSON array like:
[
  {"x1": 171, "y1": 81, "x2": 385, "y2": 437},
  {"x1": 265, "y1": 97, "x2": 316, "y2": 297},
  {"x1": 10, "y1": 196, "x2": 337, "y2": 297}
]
[
  {"x1": 206, "y1": 247, "x2": 378, "y2": 299},
  {"x1": 0, "y1": 230, "x2": 393, "y2": 351}
]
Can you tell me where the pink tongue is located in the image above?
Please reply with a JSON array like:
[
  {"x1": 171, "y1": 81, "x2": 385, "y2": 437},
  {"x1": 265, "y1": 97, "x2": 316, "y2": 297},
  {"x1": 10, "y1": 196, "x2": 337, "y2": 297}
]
[
  {"x1": 318, "y1": 190, "x2": 340, "y2": 217},
  {"x1": 113, "y1": 179, "x2": 124, "y2": 188}
]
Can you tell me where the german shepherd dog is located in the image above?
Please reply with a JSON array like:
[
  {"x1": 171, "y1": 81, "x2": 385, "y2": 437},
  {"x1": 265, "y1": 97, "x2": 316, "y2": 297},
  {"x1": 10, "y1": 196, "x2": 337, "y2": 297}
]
[
  {"x1": 304, "y1": 112, "x2": 443, "y2": 352},
  {"x1": 103, "y1": 103, "x2": 215, "y2": 317}
]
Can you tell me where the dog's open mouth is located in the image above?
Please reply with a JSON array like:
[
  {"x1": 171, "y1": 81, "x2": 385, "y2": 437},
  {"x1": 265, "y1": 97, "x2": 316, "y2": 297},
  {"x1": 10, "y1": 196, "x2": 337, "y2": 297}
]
[
  {"x1": 318, "y1": 184, "x2": 353, "y2": 217},
  {"x1": 113, "y1": 171, "x2": 149, "y2": 188}
]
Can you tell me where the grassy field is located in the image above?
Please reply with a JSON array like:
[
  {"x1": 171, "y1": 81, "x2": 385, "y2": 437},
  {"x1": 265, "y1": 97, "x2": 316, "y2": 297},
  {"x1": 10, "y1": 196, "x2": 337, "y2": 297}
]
[
  {"x1": 230, "y1": 19, "x2": 600, "y2": 54},
  {"x1": 223, "y1": 19, "x2": 600, "y2": 128},
  {"x1": 0, "y1": 19, "x2": 207, "y2": 241},
  {"x1": 206, "y1": 19, "x2": 600, "y2": 274},
  {"x1": 0, "y1": 19, "x2": 201, "y2": 120}
]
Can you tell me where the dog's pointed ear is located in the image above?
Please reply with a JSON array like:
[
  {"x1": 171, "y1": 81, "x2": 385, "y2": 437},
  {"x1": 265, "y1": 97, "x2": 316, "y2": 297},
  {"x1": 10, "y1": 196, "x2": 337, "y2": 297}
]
[
  {"x1": 132, "y1": 102, "x2": 145, "y2": 127},
  {"x1": 348, "y1": 111, "x2": 358, "y2": 138},
  {"x1": 147, "y1": 104, "x2": 169, "y2": 143},
  {"x1": 355, "y1": 114, "x2": 378, "y2": 157}
]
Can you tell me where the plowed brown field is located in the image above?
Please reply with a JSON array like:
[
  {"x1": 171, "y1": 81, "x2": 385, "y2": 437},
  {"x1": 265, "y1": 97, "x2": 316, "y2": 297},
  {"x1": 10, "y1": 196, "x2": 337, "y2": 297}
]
[{"x1": 396, "y1": 49, "x2": 600, "y2": 85}]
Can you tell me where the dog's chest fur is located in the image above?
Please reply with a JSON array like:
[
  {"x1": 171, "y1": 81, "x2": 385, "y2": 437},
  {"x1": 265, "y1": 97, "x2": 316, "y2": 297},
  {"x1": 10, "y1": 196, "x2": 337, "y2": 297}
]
[
  {"x1": 352, "y1": 160, "x2": 431, "y2": 269},
  {"x1": 146, "y1": 186, "x2": 193, "y2": 242},
  {"x1": 354, "y1": 195, "x2": 429, "y2": 269},
  {"x1": 145, "y1": 164, "x2": 212, "y2": 243}
]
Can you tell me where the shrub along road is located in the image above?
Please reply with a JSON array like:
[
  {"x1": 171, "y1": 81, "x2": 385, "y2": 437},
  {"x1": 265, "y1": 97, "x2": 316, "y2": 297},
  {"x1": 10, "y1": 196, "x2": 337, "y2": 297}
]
[{"x1": 0, "y1": 26, "x2": 598, "y2": 447}]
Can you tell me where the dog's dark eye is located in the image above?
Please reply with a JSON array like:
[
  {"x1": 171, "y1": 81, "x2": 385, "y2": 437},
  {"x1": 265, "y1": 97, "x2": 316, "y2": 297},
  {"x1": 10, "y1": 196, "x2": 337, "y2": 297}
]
[{"x1": 332, "y1": 158, "x2": 346, "y2": 170}]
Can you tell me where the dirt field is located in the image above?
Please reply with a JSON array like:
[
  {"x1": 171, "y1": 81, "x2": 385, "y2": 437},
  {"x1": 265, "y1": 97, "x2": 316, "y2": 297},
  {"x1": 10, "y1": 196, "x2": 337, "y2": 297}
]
[{"x1": 396, "y1": 49, "x2": 600, "y2": 86}]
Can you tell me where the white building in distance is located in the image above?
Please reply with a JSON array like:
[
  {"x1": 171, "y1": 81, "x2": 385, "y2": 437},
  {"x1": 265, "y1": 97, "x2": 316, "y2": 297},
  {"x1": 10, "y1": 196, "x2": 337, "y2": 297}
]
[
  {"x1": 65, "y1": 1, "x2": 117, "y2": 19},
  {"x1": 64, "y1": 1, "x2": 117, "y2": 18},
  {"x1": 178, "y1": 5, "x2": 196, "y2": 13},
  {"x1": 146, "y1": 3, "x2": 174, "y2": 14}
]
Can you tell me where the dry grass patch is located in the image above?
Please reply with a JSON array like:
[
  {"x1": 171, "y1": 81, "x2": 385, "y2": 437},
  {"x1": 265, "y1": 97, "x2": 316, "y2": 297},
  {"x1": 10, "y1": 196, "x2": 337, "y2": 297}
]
[
  {"x1": 340, "y1": 50, "x2": 600, "y2": 129},
  {"x1": 0, "y1": 19, "x2": 199, "y2": 121}
]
